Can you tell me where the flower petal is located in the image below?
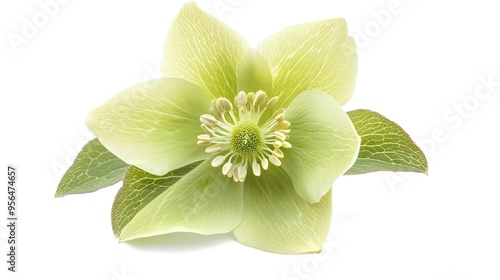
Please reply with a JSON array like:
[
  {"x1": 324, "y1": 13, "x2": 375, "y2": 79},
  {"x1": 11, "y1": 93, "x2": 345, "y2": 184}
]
[
  {"x1": 258, "y1": 18, "x2": 357, "y2": 107},
  {"x1": 282, "y1": 90, "x2": 360, "y2": 203},
  {"x1": 237, "y1": 47, "x2": 273, "y2": 94},
  {"x1": 162, "y1": 2, "x2": 249, "y2": 100},
  {"x1": 119, "y1": 159, "x2": 244, "y2": 241},
  {"x1": 233, "y1": 165, "x2": 332, "y2": 254},
  {"x1": 87, "y1": 78, "x2": 211, "y2": 176}
]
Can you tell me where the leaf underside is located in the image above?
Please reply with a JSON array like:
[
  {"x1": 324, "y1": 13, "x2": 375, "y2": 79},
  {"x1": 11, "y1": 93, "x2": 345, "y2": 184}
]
[
  {"x1": 345, "y1": 109, "x2": 428, "y2": 175},
  {"x1": 112, "y1": 161, "x2": 202, "y2": 237}
]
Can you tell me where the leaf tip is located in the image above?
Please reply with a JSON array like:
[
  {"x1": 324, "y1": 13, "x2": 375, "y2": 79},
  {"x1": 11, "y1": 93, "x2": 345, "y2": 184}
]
[{"x1": 54, "y1": 183, "x2": 66, "y2": 198}]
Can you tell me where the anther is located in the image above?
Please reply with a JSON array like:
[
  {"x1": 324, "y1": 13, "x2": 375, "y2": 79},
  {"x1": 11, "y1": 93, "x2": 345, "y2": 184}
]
[
  {"x1": 222, "y1": 162, "x2": 232, "y2": 175},
  {"x1": 235, "y1": 91, "x2": 247, "y2": 108},
  {"x1": 252, "y1": 159, "x2": 261, "y2": 176},
  {"x1": 205, "y1": 145, "x2": 222, "y2": 154},
  {"x1": 211, "y1": 155, "x2": 227, "y2": 167},
  {"x1": 266, "y1": 96, "x2": 279, "y2": 109},
  {"x1": 272, "y1": 149, "x2": 284, "y2": 159},
  {"x1": 269, "y1": 155, "x2": 281, "y2": 166},
  {"x1": 200, "y1": 114, "x2": 218, "y2": 126},
  {"x1": 282, "y1": 141, "x2": 292, "y2": 148},
  {"x1": 201, "y1": 123, "x2": 215, "y2": 134}
]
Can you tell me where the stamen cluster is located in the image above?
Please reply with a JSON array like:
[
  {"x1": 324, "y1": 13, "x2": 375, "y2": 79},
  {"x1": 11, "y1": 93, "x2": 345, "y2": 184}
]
[{"x1": 197, "y1": 90, "x2": 291, "y2": 182}]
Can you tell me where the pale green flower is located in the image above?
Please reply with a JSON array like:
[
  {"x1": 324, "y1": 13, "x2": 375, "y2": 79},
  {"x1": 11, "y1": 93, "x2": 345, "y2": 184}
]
[{"x1": 86, "y1": 2, "x2": 360, "y2": 254}]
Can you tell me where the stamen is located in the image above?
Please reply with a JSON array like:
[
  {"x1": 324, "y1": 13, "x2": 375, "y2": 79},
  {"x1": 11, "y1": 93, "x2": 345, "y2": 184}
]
[
  {"x1": 222, "y1": 162, "x2": 232, "y2": 175},
  {"x1": 282, "y1": 141, "x2": 292, "y2": 149},
  {"x1": 251, "y1": 158, "x2": 261, "y2": 176},
  {"x1": 211, "y1": 155, "x2": 227, "y2": 167},
  {"x1": 266, "y1": 96, "x2": 279, "y2": 109},
  {"x1": 235, "y1": 91, "x2": 247, "y2": 108},
  {"x1": 261, "y1": 157, "x2": 269, "y2": 170},
  {"x1": 205, "y1": 145, "x2": 222, "y2": 154},
  {"x1": 272, "y1": 149, "x2": 284, "y2": 159},
  {"x1": 201, "y1": 123, "x2": 214, "y2": 134},
  {"x1": 269, "y1": 155, "x2": 281, "y2": 166},
  {"x1": 200, "y1": 114, "x2": 218, "y2": 126},
  {"x1": 197, "y1": 91, "x2": 291, "y2": 182}
]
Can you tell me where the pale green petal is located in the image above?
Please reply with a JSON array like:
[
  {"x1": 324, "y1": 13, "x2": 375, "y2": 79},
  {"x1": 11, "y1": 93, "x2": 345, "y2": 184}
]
[
  {"x1": 237, "y1": 48, "x2": 273, "y2": 94},
  {"x1": 162, "y1": 2, "x2": 249, "y2": 100},
  {"x1": 233, "y1": 165, "x2": 332, "y2": 254},
  {"x1": 282, "y1": 90, "x2": 360, "y2": 203},
  {"x1": 258, "y1": 18, "x2": 357, "y2": 107},
  {"x1": 87, "y1": 78, "x2": 211, "y2": 176},
  {"x1": 119, "y1": 159, "x2": 244, "y2": 241}
]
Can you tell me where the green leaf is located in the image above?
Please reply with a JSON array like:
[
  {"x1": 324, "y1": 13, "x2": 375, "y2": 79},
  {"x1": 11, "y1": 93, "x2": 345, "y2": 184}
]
[
  {"x1": 282, "y1": 90, "x2": 360, "y2": 203},
  {"x1": 233, "y1": 165, "x2": 332, "y2": 254},
  {"x1": 55, "y1": 139, "x2": 129, "y2": 197},
  {"x1": 345, "y1": 109, "x2": 428, "y2": 175},
  {"x1": 112, "y1": 161, "x2": 202, "y2": 237},
  {"x1": 117, "y1": 159, "x2": 244, "y2": 241}
]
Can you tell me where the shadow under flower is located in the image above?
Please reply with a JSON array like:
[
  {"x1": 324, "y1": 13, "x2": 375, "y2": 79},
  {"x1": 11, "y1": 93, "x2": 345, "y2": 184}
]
[{"x1": 123, "y1": 232, "x2": 236, "y2": 253}]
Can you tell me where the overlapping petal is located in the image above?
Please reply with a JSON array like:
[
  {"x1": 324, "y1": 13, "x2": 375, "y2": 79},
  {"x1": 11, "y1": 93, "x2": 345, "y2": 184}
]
[
  {"x1": 87, "y1": 78, "x2": 211, "y2": 176},
  {"x1": 119, "y1": 159, "x2": 244, "y2": 241},
  {"x1": 237, "y1": 47, "x2": 273, "y2": 94},
  {"x1": 233, "y1": 165, "x2": 332, "y2": 254},
  {"x1": 162, "y1": 2, "x2": 249, "y2": 100},
  {"x1": 282, "y1": 90, "x2": 360, "y2": 203},
  {"x1": 258, "y1": 18, "x2": 357, "y2": 107}
]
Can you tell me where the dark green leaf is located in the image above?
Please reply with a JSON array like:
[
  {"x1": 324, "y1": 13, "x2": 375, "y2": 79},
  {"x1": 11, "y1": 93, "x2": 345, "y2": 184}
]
[{"x1": 55, "y1": 139, "x2": 129, "y2": 197}]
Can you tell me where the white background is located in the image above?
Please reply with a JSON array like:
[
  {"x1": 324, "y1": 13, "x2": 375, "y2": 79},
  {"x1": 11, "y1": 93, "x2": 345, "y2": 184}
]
[{"x1": 1, "y1": 0, "x2": 499, "y2": 279}]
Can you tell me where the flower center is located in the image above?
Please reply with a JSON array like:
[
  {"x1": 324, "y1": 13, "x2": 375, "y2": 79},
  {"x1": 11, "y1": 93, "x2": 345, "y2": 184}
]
[
  {"x1": 197, "y1": 90, "x2": 292, "y2": 182},
  {"x1": 230, "y1": 121, "x2": 263, "y2": 156}
]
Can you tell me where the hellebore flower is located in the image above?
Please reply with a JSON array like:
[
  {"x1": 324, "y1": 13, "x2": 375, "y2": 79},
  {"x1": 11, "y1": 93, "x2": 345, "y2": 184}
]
[{"x1": 86, "y1": 2, "x2": 361, "y2": 254}]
